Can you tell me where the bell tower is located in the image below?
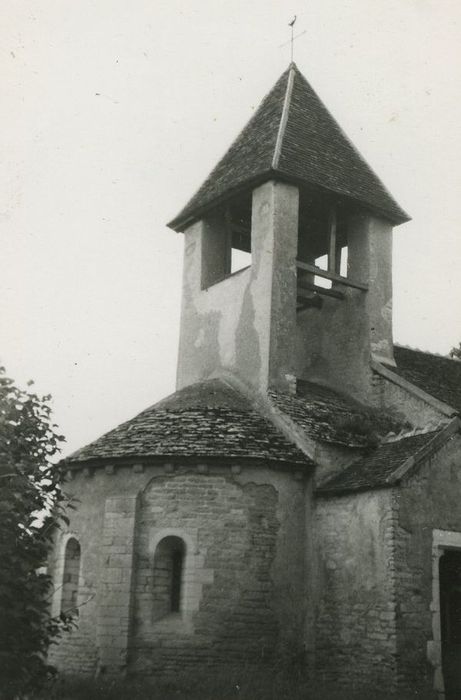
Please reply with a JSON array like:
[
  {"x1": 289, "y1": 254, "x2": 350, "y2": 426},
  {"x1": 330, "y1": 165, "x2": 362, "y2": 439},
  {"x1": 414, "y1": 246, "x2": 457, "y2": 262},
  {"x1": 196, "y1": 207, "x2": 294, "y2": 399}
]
[{"x1": 168, "y1": 63, "x2": 409, "y2": 400}]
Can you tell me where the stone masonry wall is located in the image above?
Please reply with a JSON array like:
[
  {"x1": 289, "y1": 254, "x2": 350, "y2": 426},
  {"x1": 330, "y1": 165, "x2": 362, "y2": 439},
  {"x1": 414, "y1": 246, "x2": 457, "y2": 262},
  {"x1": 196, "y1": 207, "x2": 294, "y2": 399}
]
[
  {"x1": 371, "y1": 372, "x2": 449, "y2": 429},
  {"x1": 295, "y1": 215, "x2": 393, "y2": 404},
  {"x1": 97, "y1": 495, "x2": 138, "y2": 674},
  {"x1": 47, "y1": 468, "x2": 110, "y2": 676},
  {"x1": 394, "y1": 435, "x2": 461, "y2": 693},
  {"x1": 314, "y1": 489, "x2": 398, "y2": 689},
  {"x1": 130, "y1": 469, "x2": 301, "y2": 675},
  {"x1": 47, "y1": 462, "x2": 306, "y2": 678}
]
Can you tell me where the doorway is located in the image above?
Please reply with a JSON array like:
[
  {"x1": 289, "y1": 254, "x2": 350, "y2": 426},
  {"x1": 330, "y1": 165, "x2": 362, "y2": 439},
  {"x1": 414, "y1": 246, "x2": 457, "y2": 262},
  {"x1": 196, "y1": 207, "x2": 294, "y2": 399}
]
[{"x1": 440, "y1": 549, "x2": 461, "y2": 699}]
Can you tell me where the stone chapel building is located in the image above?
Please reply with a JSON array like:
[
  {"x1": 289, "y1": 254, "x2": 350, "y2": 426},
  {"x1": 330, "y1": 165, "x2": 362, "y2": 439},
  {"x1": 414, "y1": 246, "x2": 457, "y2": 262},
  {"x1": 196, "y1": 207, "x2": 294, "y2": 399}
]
[{"x1": 49, "y1": 63, "x2": 461, "y2": 697}]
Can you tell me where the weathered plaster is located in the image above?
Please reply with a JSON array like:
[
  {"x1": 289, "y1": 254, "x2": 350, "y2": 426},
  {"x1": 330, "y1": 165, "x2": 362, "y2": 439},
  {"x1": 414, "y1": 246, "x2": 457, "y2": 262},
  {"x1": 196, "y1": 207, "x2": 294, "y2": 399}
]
[
  {"x1": 176, "y1": 180, "x2": 298, "y2": 394},
  {"x1": 176, "y1": 215, "x2": 251, "y2": 389},
  {"x1": 295, "y1": 214, "x2": 394, "y2": 402},
  {"x1": 314, "y1": 489, "x2": 398, "y2": 688}
]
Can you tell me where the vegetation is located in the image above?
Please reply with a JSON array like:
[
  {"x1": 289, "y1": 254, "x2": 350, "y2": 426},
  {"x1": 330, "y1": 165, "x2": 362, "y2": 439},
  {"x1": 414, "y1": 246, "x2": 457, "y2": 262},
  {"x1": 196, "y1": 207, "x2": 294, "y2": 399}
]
[
  {"x1": 449, "y1": 342, "x2": 461, "y2": 360},
  {"x1": 0, "y1": 366, "x2": 71, "y2": 699},
  {"x1": 38, "y1": 673, "x2": 435, "y2": 700},
  {"x1": 333, "y1": 407, "x2": 409, "y2": 448}
]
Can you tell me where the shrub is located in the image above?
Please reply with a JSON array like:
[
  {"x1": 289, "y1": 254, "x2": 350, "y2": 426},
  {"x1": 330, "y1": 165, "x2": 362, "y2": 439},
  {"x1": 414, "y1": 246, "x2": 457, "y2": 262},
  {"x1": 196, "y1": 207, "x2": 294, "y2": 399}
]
[{"x1": 0, "y1": 366, "x2": 71, "y2": 698}]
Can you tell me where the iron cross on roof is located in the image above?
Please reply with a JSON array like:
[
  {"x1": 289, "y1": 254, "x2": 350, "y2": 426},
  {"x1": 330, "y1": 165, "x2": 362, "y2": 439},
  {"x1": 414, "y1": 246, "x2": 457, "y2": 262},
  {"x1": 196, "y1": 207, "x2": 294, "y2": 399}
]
[{"x1": 279, "y1": 16, "x2": 307, "y2": 63}]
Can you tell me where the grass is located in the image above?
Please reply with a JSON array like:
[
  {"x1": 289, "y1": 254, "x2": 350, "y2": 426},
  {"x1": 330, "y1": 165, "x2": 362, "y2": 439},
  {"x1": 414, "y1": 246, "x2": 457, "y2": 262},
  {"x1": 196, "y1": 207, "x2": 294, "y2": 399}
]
[{"x1": 39, "y1": 672, "x2": 437, "y2": 700}]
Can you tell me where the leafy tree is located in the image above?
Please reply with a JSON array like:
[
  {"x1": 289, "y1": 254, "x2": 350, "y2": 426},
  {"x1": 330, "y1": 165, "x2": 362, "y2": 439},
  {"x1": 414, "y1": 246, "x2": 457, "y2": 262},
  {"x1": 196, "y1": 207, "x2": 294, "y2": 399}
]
[
  {"x1": 449, "y1": 342, "x2": 461, "y2": 360},
  {"x1": 0, "y1": 366, "x2": 71, "y2": 698}
]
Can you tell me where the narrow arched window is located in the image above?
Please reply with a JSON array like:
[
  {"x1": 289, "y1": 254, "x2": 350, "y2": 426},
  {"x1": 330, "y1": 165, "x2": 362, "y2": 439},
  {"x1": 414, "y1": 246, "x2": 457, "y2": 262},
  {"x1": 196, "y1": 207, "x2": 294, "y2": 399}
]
[
  {"x1": 152, "y1": 536, "x2": 185, "y2": 620},
  {"x1": 61, "y1": 537, "x2": 81, "y2": 615}
]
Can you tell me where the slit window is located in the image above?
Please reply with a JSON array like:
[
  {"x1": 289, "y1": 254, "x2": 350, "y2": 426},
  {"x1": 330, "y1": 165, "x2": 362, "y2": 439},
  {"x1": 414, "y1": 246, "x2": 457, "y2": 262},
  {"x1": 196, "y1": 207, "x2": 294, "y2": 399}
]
[
  {"x1": 152, "y1": 536, "x2": 186, "y2": 620},
  {"x1": 61, "y1": 537, "x2": 81, "y2": 615}
]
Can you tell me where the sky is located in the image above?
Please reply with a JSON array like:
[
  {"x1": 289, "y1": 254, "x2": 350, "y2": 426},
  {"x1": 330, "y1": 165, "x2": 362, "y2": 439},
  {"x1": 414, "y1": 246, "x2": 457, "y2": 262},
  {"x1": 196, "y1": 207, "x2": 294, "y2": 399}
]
[{"x1": 1, "y1": 0, "x2": 460, "y2": 456}]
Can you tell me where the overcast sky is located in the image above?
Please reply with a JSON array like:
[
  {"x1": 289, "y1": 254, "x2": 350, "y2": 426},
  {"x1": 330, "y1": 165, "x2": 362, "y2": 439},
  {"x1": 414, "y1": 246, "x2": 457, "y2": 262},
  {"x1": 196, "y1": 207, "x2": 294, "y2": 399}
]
[{"x1": 1, "y1": 0, "x2": 460, "y2": 456}]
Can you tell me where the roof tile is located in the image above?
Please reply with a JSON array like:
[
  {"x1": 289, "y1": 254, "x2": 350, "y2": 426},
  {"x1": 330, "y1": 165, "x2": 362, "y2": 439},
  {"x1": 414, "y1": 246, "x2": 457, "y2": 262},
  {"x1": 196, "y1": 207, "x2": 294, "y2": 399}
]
[
  {"x1": 269, "y1": 380, "x2": 404, "y2": 448},
  {"x1": 393, "y1": 346, "x2": 461, "y2": 413},
  {"x1": 317, "y1": 430, "x2": 440, "y2": 495},
  {"x1": 169, "y1": 64, "x2": 409, "y2": 231},
  {"x1": 67, "y1": 380, "x2": 312, "y2": 467}
]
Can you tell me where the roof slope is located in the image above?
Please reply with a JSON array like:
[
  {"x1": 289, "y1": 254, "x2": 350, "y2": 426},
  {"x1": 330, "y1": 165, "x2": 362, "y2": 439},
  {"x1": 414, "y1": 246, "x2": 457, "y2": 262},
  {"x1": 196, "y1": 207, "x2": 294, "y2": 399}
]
[
  {"x1": 393, "y1": 346, "x2": 461, "y2": 413},
  {"x1": 269, "y1": 379, "x2": 404, "y2": 448},
  {"x1": 67, "y1": 380, "x2": 313, "y2": 467},
  {"x1": 317, "y1": 430, "x2": 440, "y2": 495},
  {"x1": 169, "y1": 63, "x2": 409, "y2": 231},
  {"x1": 67, "y1": 377, "x2": 406, "y2": 470}
]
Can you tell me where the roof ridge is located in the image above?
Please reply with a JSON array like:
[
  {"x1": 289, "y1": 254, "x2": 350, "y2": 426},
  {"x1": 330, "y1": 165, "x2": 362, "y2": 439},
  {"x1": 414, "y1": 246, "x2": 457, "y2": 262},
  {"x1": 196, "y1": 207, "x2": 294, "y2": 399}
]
[
  {"x1": 394, "y1": 343, "x2": 458, "y2": 362},
  {"x1": 168, "y1": 67, "x2": 290, "y2": 231},
  {"x1": 317, "y1": 418, "x2": 460, "y2": 496},
  {"x1": 387, "y1": 417, "x2": 460, "y2": 485},
  {"x1": 381, "y1": 424, "x2": 443, "y2": 444},
  {"x1": 272, "y1": 64, "x2": 295, "y2": 169}
]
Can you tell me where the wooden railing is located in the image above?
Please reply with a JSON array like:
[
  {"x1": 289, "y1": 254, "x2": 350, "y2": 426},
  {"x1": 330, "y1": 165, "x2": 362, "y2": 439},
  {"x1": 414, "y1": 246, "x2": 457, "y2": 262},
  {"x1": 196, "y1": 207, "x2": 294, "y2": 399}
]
[
  {"x1": 296, "y1": 260, "x2": 368, "y2": 310},
  {"x1": 296, "y1": 260, "x2": 368, "y2": 291}
]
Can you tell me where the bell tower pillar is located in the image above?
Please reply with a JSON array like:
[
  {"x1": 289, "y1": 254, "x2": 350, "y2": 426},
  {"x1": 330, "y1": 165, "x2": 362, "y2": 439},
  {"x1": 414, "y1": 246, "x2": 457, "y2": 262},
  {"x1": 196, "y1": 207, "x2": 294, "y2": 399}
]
[
  {"x1": 176, "y1": 180, "x2": 299, "y2": 394},
  {"x1": 251, "y1": 180, "x2": 298, "y2": 391}
]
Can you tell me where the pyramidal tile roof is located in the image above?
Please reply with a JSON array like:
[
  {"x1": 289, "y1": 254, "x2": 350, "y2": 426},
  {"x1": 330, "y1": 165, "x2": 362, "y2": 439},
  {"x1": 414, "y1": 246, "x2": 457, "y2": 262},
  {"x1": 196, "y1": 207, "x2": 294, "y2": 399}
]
[{"x1": 168, "y1": 63, "x2": 409, "y2": 231}]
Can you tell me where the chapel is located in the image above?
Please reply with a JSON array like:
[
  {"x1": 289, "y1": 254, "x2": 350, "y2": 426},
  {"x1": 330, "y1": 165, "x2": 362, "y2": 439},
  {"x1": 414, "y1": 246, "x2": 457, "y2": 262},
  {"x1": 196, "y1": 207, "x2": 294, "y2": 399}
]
[{"x1": 49, "y1": 62, "x2": 461, "y2": 698}]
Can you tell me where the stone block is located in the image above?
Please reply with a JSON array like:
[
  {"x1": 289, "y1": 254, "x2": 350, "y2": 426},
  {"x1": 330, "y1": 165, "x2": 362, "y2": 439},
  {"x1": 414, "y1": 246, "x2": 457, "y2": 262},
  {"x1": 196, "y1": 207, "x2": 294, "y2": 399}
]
[
  {"x1": 101, "y1": 568, "x2": 123, "y2": 584},
  {"x1": 109, "y1": 554, "x2": 133, "y2": 568}
]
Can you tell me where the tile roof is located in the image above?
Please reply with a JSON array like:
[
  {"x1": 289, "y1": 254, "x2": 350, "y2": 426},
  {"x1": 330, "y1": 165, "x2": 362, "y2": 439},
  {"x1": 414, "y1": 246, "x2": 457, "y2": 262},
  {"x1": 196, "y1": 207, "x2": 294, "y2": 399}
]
[
  {"x1": 317, "y1": 430, "x2": 440, "y2": 495},
  {"x1": 269, "y1": 380, "x2": 405, "y2": 448},
  {"x1": 393, "y1": 346, "x2": 461, "y2": 413},
  {"x1": 67, "y1": 347, "x2": 460, "y2": 477},
  {"x1": 66, "y1": 380, "x2": 313, "y2": 468},
  {"x1": 168, "y1": 63, "x2": 409, "y2": 231}
]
